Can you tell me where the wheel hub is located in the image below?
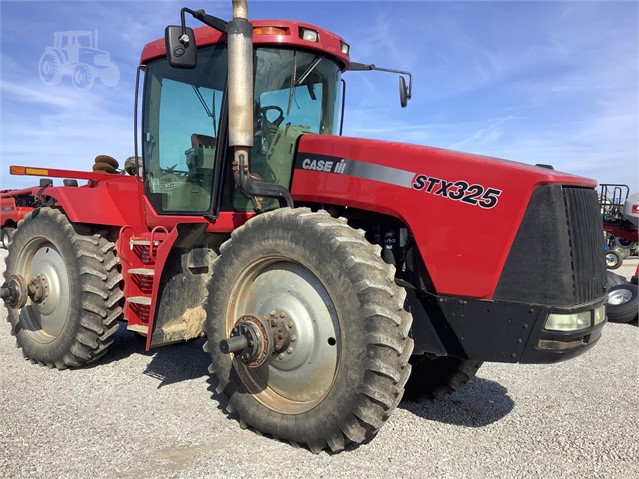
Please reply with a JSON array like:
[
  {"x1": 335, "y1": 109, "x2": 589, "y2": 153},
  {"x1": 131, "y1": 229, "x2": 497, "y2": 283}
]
[
  {"x1": 220, "y1": 314, "x2": 292, "y2": 368},
  {"x1": 0, "y1": 275, "x2": 28, "y2": 309},
  {"x1": 28, "y1": 274, "x2": 49, "y2": 304}
]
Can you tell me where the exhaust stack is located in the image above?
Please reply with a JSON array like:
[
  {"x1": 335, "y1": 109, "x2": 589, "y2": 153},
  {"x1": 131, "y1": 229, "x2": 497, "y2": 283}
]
[
  {"x1": 228, "y1": 0, "x2": 253, "y2": 178},
  {"x1": 226, "y1": 0, "x2": 293, "y2": 208}
]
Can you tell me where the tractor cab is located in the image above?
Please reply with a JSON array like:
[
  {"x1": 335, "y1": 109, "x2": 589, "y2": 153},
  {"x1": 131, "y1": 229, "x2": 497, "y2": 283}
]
[{"x1": 140, "y1": 22, "x2": 345, "y2": 216}]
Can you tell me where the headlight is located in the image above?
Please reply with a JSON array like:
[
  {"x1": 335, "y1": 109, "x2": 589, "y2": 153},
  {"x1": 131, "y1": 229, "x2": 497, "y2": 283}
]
[
  {"x1": 594, "y1": 304, "x2": 606, "y2": 325},
  {"x1": 299, "y1": 28, "x2": 318, "y2": 43},
  {"x1": 545, "y1": 311, "x2": 591, "y2": 332}
]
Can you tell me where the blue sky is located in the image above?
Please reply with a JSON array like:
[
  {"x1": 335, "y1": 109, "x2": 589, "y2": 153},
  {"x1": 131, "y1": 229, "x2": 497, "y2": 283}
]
[{"x1": 1, "y1": 0, "x2": 637, "y2": 191}]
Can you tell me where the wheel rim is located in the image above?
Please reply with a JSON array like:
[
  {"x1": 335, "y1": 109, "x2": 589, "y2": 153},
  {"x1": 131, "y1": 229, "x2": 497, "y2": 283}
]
[
  {"x1": 14, "y1": 238, "x2": 70, "y2": 343},
  {"x1": 227, "y1": 257, "x2": 340, "y2": 414},
  {"x1": 39, "y1": 54, "x2": 58, "y2": 83},
  {"x1": 73, "y1": 68, "x2": 86, "y2": 86},
  {"x1": 42, "y1": 60, "x2": 54, "y2": 78},
  {"x1": 608, "y1": 289, "x2": 631, "y2": 306}
]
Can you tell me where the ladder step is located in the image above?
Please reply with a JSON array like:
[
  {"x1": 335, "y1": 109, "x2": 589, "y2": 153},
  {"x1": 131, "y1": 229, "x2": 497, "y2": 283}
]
[
  {"x1": 126, "y1": 296, "x2": 152, "y2": 305},
  {"x1": 130, "y1": 239, "x2": 161, "y2": 246},
  {"x1": 128, "y1": 268, "x2": 155, "y2": 276},
  {"x1": 127, "y1": 324, "x2": 148, "y2": 336}
]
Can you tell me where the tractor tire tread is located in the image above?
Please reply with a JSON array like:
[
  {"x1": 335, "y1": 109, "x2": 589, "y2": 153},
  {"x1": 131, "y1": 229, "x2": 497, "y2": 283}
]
[
  {"x1": 204, "y1": 207, "x2": 413, "y2": 453},
  {"x1": 3, "y1": 208, "x2": 122, "y2": 369}
]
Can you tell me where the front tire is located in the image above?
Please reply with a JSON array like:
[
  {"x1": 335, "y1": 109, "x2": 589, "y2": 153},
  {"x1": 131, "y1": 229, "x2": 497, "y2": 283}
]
[
  {"x1": 204, "y1": 208, "x2": 413, "y2": 453},
  {"x1": 3, "y1": 208, "x2": 123, "y2": 368},
  {"x1": 72, "y1": 64, "x2": 94, "y2": 90}
]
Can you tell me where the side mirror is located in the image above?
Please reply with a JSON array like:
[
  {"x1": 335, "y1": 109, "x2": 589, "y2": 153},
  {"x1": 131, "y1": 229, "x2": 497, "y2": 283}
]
[
  {"x1": 399, "y1": 76, "x2": 408, "y2": 108},
  {"x1": 348, "y1": 62, "x2": 413, "y2": 108},
  {"x1": 165, "y1": 26, "x2": 197, "y2": 69}
]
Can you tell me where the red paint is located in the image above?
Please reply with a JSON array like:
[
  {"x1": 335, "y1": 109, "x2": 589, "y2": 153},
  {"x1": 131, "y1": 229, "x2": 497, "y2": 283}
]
[
  {"x1": 0, "y1": 195, "x2": 33, "y2": 227},
  {"x1": 292, "y1": 135, "x2": 596, "y2": 299},
  {"x1": 604, "y1": 225, "x2": 638, "y2": 244},
  {"x1": 140, "y1": 20, "x2": 350, "y2": 69}
]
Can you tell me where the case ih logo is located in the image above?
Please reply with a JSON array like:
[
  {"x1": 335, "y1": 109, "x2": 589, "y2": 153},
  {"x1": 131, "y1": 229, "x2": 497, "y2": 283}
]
[
  {"x1": 301, "y1": 158, "x2": 347, "y2": 174},
  {"x1": 411, "y1": 174, "x2": 502, "y2": 209}
]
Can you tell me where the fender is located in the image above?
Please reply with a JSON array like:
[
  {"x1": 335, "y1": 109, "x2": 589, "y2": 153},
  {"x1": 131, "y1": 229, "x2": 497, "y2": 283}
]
[
  {"x1": 43, "y1": 46, "x2": 68, "y2": 65},
  {"x1": 38, "y1": 177, "x2": 143, "y2": 228},
  {"x1": 291, "y1": 135, "x2": 596, "y2": 300}
]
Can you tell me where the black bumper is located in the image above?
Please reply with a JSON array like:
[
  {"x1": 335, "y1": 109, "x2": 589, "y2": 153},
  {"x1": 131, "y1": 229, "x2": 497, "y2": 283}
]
[{"x1": 408, "y1": 286, "x2": 607, "y2": 364}]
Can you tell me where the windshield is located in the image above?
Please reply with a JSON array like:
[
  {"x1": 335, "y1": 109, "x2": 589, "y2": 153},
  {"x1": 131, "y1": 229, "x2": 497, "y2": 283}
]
[
  {"x1": 248, "y1": 48, "x2": 341, "y2": 204},
  {"x1": 142, "y1": 44, "x2": 342, "y2": 214}
]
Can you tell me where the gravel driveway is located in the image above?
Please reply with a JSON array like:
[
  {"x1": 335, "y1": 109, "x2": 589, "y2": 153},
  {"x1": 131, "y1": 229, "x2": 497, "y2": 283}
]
[{"x1": 1, "y1": 249, "x2": 637, "y2": 478}]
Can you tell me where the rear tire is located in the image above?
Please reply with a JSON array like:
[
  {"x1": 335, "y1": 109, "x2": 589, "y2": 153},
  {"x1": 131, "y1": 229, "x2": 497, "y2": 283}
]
[
  {"x1": 605, "y1": 250, "x2": 622, "y2": 270},
  {"x1": 38, "y1": 52, "x2": 62, "y2": 86},
  {"x1": 3, "y1": 208, "x2": 123, "y2": 368},
  {"x1": 404, "y1": 355, "x2": 482, "y2": 400},
  {"x1": 204, "y1": 208, "x2": 413, "y2": 453},
  {"x1": 606, "y1": 283, "x2": 638, "y2": 323}
]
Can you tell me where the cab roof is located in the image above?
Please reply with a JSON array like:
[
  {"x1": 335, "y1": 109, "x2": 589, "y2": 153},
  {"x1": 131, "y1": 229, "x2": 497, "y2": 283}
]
[{"x1": 140, "y1": 19, "x2": 350, "y2": 70}]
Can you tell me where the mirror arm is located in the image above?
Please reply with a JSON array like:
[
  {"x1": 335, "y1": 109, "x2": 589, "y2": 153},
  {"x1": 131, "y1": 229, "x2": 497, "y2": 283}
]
[
  {"x1": 348, "y1": 62, "x2": 413, "y2": 100},
  {"x1": 180, "y1": 7, "x2": 227, "y2": 35}
]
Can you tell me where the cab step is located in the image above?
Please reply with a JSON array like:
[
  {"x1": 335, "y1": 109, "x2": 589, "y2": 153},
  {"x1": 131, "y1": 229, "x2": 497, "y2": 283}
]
[{"x1": 126, "y1": 296, "x2": 152, "y2": 305}]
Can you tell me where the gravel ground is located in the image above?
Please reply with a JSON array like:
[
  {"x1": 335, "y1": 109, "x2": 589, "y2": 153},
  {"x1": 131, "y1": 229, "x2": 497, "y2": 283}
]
[{"x1": 1, "y1": 249, "x2": 637, "y2": 479}]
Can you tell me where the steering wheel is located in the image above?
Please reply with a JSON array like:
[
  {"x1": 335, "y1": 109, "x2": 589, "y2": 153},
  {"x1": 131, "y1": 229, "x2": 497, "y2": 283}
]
[{"x1": 259, "y1": 105, "x2": 285, "y2": 127}]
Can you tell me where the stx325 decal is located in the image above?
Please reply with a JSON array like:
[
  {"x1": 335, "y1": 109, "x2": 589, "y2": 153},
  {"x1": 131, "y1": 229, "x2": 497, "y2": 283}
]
[
  {"x1": 412, "y1": 174, "x2": 502, "y2": 209},
  {"x1": 296, "y1": 153, "x2": 503, "y2": 209}
]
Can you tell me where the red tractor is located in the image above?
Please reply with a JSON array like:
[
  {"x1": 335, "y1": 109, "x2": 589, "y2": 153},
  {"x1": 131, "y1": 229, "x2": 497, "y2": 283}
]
[
  {"x1": 0, "y1": 189, "x2": 41, "y2": 248},
  {"x1": 1, "y1": 2, "x2": 607, "y2": 453}
]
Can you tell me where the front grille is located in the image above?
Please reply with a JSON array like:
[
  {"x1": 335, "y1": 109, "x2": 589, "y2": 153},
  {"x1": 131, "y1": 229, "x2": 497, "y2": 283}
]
[
  {"x1": 494, "y1": 185, "x2": 606, "y2": 307},
  {"x1": 563, "y1": 187, "x2": 606, "y2": 304}
]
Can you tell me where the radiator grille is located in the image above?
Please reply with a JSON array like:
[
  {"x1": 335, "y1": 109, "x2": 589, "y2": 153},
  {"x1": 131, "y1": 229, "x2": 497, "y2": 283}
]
[
  {"x1": 563, "y1": 187, "x2": 606, "y2": 304},
  {"x1": 494, "y1": 185, "x2": 606, "y2": 306}
]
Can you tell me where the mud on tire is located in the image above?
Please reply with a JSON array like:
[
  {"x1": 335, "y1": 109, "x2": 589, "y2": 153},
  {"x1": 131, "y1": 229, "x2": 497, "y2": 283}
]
[
  {"x1": 3, "y1": 208, "x2": 123, "y2": 369},
  {"x1": 203, "y1": 208, "x2": 414, "y2": 453}
]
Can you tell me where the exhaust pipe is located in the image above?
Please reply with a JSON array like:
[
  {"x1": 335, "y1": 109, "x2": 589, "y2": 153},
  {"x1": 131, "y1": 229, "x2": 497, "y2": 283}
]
[
  {"x1": 228, "y1": 0, "x2": 253, "y2": 157},
  {"x1": 227, "y1": 0, "x2": 293, "y2": 209}
]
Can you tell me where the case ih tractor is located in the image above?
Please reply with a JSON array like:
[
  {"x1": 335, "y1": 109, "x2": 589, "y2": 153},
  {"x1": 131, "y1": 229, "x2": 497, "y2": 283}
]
[{"x1": 2, "y1": 1, "x2": 607, "y2": 453}]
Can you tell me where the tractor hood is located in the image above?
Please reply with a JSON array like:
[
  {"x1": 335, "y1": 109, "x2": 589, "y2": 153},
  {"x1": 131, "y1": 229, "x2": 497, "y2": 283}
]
[{"x1": 291, "y1": 135, "x2": 597, "y2": 299}]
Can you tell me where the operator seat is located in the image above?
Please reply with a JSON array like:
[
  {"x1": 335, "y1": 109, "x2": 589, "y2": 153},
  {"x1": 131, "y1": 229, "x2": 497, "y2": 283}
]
[{"x1": 191, "y1": 134, "x2": 215, "y2": 149}]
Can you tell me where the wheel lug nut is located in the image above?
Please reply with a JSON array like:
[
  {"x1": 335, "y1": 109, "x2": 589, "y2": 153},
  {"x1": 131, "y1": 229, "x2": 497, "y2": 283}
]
[
  {"x1": 279, "y1": 312, "x2": 285, "y2": 318},
  {"x1": 287, "y1": 321, "x2": 293, "y2": 328},
  {"x1": 291, "y1": 335, "x2": 297, "y2": 342},
  {"x1": 287, "y1": 347, "x2": 293, "y2": 354},
  {"x1": 270, "y1": 310, "x2": 276, "y2": 317},
  {"x1": 278, "y1": 353, "x2": 284, "y2": 360}
]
